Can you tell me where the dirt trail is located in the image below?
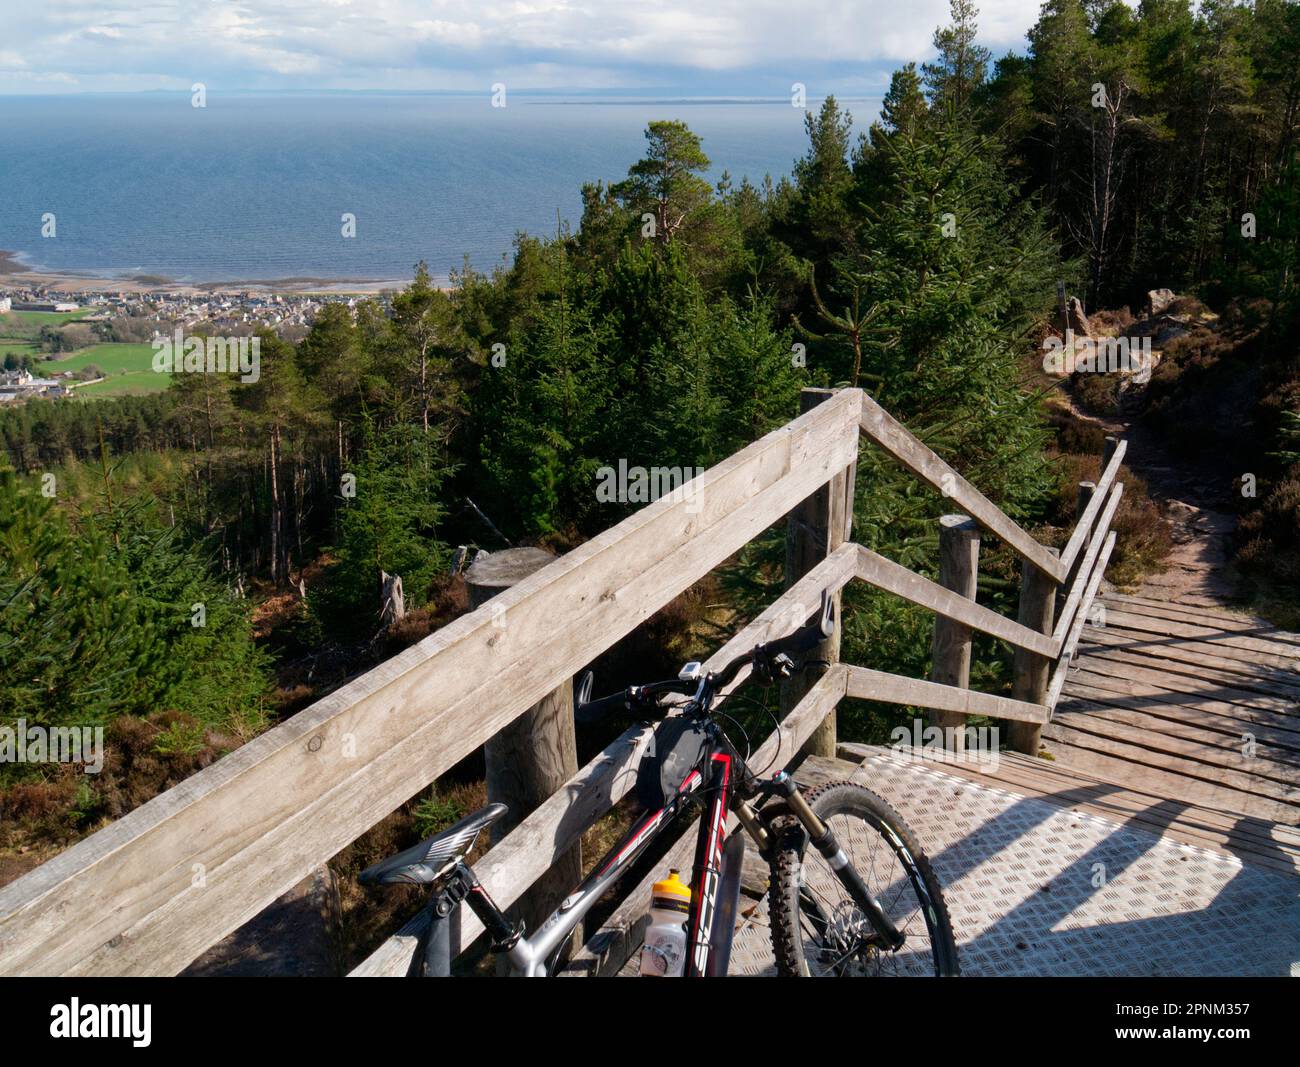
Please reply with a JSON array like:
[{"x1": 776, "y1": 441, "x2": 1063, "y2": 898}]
[{"x1": 1059, "y1": 388, "x2": 1241, "y2": 607}]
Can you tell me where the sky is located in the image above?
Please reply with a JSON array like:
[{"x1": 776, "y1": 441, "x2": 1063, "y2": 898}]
[{"x1": 0, "y1": 0, "x2": 1046, "y2": 96}]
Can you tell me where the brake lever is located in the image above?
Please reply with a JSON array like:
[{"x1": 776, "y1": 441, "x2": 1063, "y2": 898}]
[{"x1": 767, "y1": 653, "x2": 833, "y2": 680}]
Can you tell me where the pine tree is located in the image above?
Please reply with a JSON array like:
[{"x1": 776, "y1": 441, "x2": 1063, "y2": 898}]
[
  {"x1": 0, "y1": 467, "x2": 270, "y2": 745},
  {"x1": 923, "y1": 0, "x2": 994, "y2": 112},
  {"x1": 321, "y1": 415, "x2": 452, "y2": 636},
  {"x1": 612, "y1": 121, "x2": 714, "y2": 248}
]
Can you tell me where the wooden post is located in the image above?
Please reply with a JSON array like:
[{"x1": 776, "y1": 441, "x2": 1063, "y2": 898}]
[
  {"x1": 782, "y1": 388, "x2": 856, "y2": 757},
  {"x1": 1008, "y1": 549, "x2": 1059, "y2": 755},
  {"x1": 465, "y1": 547, "x2": 581, "y2": 940},
  {"x1": 929, "y1": 516, "x2": 980, "y2": 753}
]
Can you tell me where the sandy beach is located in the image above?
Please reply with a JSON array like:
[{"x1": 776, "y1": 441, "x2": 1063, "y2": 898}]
[{"x1": 0, "y1": 250, "x2": 404, "y2": 297}]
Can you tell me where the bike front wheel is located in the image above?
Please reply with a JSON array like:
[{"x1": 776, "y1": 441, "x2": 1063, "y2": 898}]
[{"x1": 768, "y1": 781, "x2": 959, "y2": 976}]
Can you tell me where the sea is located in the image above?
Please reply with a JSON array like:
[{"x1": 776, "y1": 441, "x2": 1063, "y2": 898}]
[{"x1": 0, "y1": 93, "x2": 881, "y2": 287}]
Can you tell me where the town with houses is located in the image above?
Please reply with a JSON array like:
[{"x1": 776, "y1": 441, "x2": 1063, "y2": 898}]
[{"x1": 1, "y1": 284, "x2": 387, "y2": 405}]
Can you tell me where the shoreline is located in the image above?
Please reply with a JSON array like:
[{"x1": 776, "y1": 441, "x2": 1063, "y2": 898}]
[{"x1": 0, "y1": 251, "x2": 411, "y2": 296}]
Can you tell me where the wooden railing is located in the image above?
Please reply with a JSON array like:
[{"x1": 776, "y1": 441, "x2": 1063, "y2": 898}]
[{"x1": 0, "y1": 386, "x2": 1124, "y2": 977}]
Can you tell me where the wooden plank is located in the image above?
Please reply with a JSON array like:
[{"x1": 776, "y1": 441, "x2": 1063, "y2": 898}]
[
  {"x1": 1052, "y1": 483, "x2": 1123, "y2": 646},
  {"x1": 852, "y1": 743, "x2": 1297, "y2": 839},
  {"x1": 1078, "y1": 625, "x2": 1300, "y2": 692},
  {"x1": 842, "y1": 664, "x2": 1048, "y2": 725},
  {"x1": 1042, "y1": 726, "x2": 1300, "y2": 823},
  {"x1": 1082, "y1": 623, "x2": 1300, "y2": 673},
  {"x1": 0, "y1": 388, "x2": 864, "y2": 977},
  {"x1": 1009, "y1": 545, "x2": 1060, "y2": 756},
  {"x1": 354, "y1": 553, "x2": 857, "y2": 976},
  {"x1": 563, "y1": 666, "x2": 849, "y2": 977},
  {"x1": 1065, "y1": 661, "x2": 1300, "y2": 723},
  {"x1": 855, "y1": 544, "x2": 1058, "y2": 657},
  {"x1": 838, "y1": 742, "x2": 1300, "y2": 850},
  {"x1": 1100, "y1": 608, "x2": 1300, "y2": 662},
  {"x1": 929, "y1": 515, "x2": 981, "y2": 750},
  {"x1": 1054, "y1": 696, "x2": 1300, "y2": 777},
  {"x1": 1060, "y1": 676, "x2": 1300, "y2": 744},
  {"x1": 1104, "y1": 593, "x2": 1289, "y2": 633},
  {"x1": 1073, "y1": 641, "x2": 1300, "y2": 705},
  {"x1": 1101, "y1": 600, "x2": 1300, "y2": 650},
  {"x1": 1047, "y1": 717, "x2": 1300, "y2": 802},
  {"x1": 1045, "y1": 531, "x2": 1116, "y2": 710},
  {"x1": 1086, "y1": 621, "x2": 1300, "y2": 670},
  {"x1": 857, "y1": 393, "x2": 1063, "y2": 581},
  {"x1": 1059, "y1": 438, "x2": 1127, "y2": 574},
  {"x1": 890, "y1": 745, "x2": 1300, "y2": 853},
  {"x1": 783, "y1": 388, "x2": 858, "y2": 758}
]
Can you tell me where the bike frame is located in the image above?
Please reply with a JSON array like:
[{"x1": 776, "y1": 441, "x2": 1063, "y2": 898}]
[
  {"x1": 423, "y1": 723, "x2": 751, "y2": 977},
  {"x1": 413, "y1": 625, "x2": 908, "y2": 976}
]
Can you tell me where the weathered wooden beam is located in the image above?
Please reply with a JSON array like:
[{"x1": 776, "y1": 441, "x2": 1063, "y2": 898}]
[
  {"x1": 1059, "y1": 438, "x2": 1126, "y2": 574},
  {"x1": 857, "y1": 393, "x2": 1063, "y2": 581},
  {"x1": 0, "y1": 388, "x2": 864, "y2": 977},
  {"x1": 782, "y1": 388, "x2": 856, "y2": 758},
  {"x1": 843, "y1": 664, "x2": 1048, "y2": 725},
  {"x1": 1008, "y1": 554, "x2": 1059, "y2": 754},
  {"x1": 1058, "y1": 480, "x2": 1096, "y2": 617},
  {"x1": 855, "y1": 545, "x2": 1059, "y2": 658},
  {"x1": 1047, "y1": 530, "x2": 1117, "y2": 712},
  {"x1": 1052, "y1": 482, "x2": 1123, "y2": 647},
  {"x1": 466, "y1": 547, "x2": 580, "y2": 939},
  {"x1": 930, "y1": 516, "x2": 980, "y2": 753}
]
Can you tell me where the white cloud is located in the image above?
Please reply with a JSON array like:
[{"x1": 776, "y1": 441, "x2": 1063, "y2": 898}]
[{"x1": 0, "y1": 0, "x2": 1044, "y2": 92}]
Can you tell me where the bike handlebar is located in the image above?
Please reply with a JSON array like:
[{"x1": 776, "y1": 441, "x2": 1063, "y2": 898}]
[{"x1": 576, "y1": 600, "x2": 834, "y2": 722}]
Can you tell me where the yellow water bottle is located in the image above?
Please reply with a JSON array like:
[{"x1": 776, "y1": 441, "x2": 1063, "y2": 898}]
[{"x1": 640, "y1": 869, "x2": 691, "y2": 976}]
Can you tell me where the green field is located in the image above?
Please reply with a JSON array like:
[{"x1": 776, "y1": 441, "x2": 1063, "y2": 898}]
[
  {"x1": 0, "y1": 342, "x2": 40, "y2": 362},
  {"x1": 0, "y1": 308, "x2": 96, "y2": 328},
  {"x1": 45, "y1": 343, "x2": 170, "y2": 396}
]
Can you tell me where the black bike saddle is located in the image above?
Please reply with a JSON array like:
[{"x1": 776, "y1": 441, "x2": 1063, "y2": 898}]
[{"x1": 359, "y1": 802, "x2": 508, "y2": 885}]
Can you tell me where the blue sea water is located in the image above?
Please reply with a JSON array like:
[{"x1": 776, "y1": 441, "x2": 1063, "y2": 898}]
[{"x1": 0, "y1": 93, "x2": 880, "y2": 286}]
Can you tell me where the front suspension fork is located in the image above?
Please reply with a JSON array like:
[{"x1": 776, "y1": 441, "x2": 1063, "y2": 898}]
[{"x1": 759, "y1": 772, "x2": 906, "y2": 951}]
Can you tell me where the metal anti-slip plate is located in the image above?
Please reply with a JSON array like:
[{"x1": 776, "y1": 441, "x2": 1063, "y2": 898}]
[{"x1": 622, "y1": 750, "x2": 1300, "y2": 977}]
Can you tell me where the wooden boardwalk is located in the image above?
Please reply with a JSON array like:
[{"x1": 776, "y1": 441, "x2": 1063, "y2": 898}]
[{"x1": 1046, "y1": 590, "x2": 1300, "y2": 843}]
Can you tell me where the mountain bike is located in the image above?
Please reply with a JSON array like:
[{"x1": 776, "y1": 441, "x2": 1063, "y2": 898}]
[{"x1": 360, "y1": 593, "x2": 959, "y2": 977}]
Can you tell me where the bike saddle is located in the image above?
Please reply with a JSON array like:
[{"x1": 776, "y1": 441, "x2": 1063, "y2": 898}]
[{"x1": 359, "y1": 802, "x2": 508, "y2": 886}]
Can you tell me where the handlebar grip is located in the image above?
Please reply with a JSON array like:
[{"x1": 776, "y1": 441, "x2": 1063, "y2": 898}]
[{"x1": 575, "y1": 689, "x2": 631, "y2": 724}]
